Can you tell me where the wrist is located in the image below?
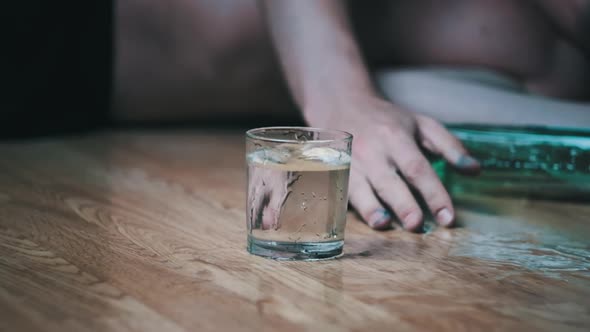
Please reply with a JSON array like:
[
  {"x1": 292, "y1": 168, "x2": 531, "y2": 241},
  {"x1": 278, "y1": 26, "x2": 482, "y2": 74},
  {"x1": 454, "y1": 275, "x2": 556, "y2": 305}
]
[{"x1": 301, "y1": 88, "x2": 385, "y2": 125}]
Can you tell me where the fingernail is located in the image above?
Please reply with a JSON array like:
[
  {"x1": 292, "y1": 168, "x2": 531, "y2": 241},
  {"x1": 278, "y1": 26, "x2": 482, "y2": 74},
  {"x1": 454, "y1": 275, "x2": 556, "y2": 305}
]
[
  {"x1": 368, "y1": 209, "x2": 391, "y2": 229},
  {"x1": 403, "y1": 211, "x2": 422, "y2": 230},
  {"x1": 436, "y1": 208, "x2": 454, "y2": 226},
  {"x1": 456, "y1": 155, "x2": 480, "y2": 168}
]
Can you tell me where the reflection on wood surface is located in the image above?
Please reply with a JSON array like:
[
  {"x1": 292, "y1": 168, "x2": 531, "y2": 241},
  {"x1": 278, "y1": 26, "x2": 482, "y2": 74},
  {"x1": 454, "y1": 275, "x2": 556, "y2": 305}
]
[{"x1": 0, "y1": 131, "x2": 588, "y2": 331}]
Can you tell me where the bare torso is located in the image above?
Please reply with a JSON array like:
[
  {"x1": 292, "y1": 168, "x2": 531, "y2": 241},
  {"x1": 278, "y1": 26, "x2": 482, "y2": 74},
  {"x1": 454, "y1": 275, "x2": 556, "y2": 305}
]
[
  {"x1": 113, "y1": 0, "x2": 589, "y2": 121},
  {"x1": 353, "y1": 0, "x2": 589, "y2": 99}
]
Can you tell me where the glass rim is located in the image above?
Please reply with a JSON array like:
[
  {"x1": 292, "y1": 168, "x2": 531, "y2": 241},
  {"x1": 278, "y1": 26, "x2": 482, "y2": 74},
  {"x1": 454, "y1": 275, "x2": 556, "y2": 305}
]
[{"x1": 246, "y1": 126, "x2": 353, "y2": 144}]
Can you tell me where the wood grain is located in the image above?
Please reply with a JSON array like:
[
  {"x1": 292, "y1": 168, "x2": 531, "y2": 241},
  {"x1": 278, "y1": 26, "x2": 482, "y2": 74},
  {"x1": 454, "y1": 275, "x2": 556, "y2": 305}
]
[{"x1": 0, "y1": 130, "x2": 589, "y2": 332}]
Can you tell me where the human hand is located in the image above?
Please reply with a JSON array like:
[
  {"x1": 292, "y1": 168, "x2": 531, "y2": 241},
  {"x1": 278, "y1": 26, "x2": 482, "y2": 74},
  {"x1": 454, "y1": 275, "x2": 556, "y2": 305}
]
[{"x1": 305, "y1": 96, "x2": 480, "y2": 231}]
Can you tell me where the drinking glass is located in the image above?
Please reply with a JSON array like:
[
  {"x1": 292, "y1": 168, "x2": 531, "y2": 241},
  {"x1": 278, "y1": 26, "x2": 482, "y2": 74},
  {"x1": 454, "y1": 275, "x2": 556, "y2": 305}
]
[{"x1": 246, "y1": 127, "x2": 353, "y2": 260}]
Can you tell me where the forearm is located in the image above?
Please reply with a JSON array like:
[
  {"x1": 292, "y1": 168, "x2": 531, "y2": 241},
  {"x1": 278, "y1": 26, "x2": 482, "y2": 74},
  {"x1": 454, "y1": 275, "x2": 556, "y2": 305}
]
[{"x1": 261, "y1": 0, "x2": 376, "y2": 120}]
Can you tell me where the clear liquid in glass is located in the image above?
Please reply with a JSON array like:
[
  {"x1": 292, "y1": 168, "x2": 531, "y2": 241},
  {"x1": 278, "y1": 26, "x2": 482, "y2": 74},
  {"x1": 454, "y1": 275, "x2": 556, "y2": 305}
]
[{"x1": 247, "y1": 145, "x2": 350, "y2": 260}]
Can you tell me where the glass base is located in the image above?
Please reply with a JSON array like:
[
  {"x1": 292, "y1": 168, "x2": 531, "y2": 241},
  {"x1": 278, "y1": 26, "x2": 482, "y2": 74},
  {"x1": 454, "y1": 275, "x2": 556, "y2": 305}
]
[{"x1": 247, "y1": 236, "x2": 343, "y2": 261}]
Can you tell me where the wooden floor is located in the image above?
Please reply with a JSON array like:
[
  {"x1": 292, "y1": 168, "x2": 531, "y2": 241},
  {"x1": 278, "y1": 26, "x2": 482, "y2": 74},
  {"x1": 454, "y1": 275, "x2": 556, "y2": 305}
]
[{"x1": 0, "y1": 130, "x2": 589, "y2": 332}]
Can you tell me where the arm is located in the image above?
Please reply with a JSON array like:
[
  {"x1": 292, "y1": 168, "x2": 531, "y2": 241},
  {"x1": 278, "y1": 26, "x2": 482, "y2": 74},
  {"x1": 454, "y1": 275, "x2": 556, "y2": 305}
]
[
  {"x1": 261, "y1": 0, "x2": 480, "y2": 231},
  {"x1": 261, "y1": 0, "x2": 375, "y2": 122}
]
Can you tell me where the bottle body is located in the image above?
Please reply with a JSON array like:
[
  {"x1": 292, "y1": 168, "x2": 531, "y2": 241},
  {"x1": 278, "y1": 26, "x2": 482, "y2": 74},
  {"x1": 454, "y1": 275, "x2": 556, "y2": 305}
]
[{"x1": 435, "y1": 125, "x2": 590, "y2": 201}]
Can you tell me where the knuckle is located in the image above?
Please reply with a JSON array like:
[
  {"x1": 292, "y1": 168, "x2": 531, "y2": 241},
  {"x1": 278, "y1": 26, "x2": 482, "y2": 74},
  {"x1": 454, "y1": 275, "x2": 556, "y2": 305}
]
[
  {"x1": 370, "y1": 169, "x2": 402, "y2": 193},
  {"x1": 397, "y1": 206, "x2": 422, "y2": 221},
  {"x1": 441, "y1": 129, "x2": 461, "y2": 145},
  {"x1": 448, "y1": 138, "x2": 467, "y2": 153},
  {"x1": 417, "y1": 115, "x2": 436, "y2": 127},
  {"x1": 420, "y1": 116, "x2": 444, "y2": 133},
  {"x1": 446, "y1": 133, "x2": 459, "y2": 144},
  {"x1": 372, "y1": 122, "x2": 389, "y2": 133},
  {"x1": 424, "y1": 190, "x2": 451, "y2": 210},
  {"x1": 374, "y1": 124, "x2": 398, "y2": 141},
  {"x1": 357, "y1": 206, "x2": 375, "y2": 220},
  {"x1": 402, "y1": 158, "x2": 430, "y2": 182},
  {"x1": 348, "y1": 187, "x2": 368, "y2": 206},
  {"x1": 452, "y1": 137, "x2": 468, "y2": 151},
  {"x1": 371, "y1": 179, "x2": 390, "y2": 197},
  {"x1": 388, "y1": 127, "x2": 409, "y2": 141}
]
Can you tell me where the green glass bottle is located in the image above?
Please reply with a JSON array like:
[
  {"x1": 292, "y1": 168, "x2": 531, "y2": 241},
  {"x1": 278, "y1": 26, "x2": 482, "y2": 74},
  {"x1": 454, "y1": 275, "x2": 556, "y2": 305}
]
[{"x1": 433, "y1": 125, "x2": 590, "y2": 201}]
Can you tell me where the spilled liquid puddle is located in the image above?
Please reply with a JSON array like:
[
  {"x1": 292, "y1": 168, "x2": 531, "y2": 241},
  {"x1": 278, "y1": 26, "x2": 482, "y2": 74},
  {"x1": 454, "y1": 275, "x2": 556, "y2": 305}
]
[
  {"x1": 450, "y1": 232, "x2": 590, "y2": 278},
  {"x1": 438, "y1": 196, "x2": 590, "y2": 280}
]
